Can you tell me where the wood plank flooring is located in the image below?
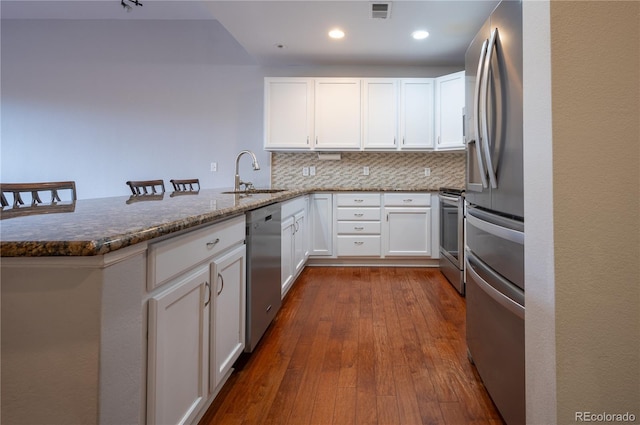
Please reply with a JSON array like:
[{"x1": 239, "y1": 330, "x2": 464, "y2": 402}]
[{"x1": 199, "y1": 267, "x2": 504, "y2": 425}]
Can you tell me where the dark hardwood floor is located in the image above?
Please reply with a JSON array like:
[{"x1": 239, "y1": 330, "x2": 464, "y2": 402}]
[{"x1": 199, "y1": 267, "x2": 504, "y2": 425}]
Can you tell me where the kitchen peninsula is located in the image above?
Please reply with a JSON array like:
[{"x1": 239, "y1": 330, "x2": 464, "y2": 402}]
[{"x1": 1, "y1": 187, "x2": 440, "y2": 425}]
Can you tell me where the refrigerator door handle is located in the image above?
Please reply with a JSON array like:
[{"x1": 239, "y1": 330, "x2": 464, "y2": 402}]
[
  {"x1": 466, "y1": 211, "x2": 524, "y2": 245},
  {"x1": 472, "y1": 39, "x2": 489, "y2": 189},
  {"x1": 480, "y1": 27, "x2": 499, "y2": 189},
  {"x1": 466, "y1": 252, "x2": 525, "y2": 319}
]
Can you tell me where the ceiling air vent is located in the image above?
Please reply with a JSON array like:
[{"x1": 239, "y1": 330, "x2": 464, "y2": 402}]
[{"x1": 370, "y1": 2, "x2": 391, "y2": 20}]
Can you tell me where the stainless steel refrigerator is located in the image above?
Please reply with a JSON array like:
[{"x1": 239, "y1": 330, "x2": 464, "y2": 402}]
[{"x1": 464, "y1": 1, "x2": 525, "y2": 424}]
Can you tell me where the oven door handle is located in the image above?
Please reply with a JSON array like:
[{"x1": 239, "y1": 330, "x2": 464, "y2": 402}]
[{"x1": 438, "y1": 194, "x2": 460, "y2": 204}]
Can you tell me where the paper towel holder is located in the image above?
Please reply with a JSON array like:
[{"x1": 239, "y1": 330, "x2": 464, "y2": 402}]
[{"x1": 317, "y1": 153, "x2": 341, "y2": 161}]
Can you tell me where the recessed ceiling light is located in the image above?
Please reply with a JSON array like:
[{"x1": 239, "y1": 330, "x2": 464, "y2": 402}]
[
  {"x1": 412, "y1": 30, "x2": 430, "y2": 40},
  {"x1": 328, "y1": 28, "x2": 345, "y2": 39}
]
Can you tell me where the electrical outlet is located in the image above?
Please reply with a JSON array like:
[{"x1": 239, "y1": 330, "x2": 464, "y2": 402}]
[
  {"x1": 424, "y1": 167, "x2": 431, "y2": 177},
  {"x1": 309, "y1": 166, "x2": 316, "y2": 176},
  {"x1": 303, "y1": 167, "x2": 309, "y2": 176},
  {"x1": 363, "y1": 166, "x2": 370, "y2": 176},
  {"x1": 210, "y1": 162, "x2": 218, "y2": 172}
]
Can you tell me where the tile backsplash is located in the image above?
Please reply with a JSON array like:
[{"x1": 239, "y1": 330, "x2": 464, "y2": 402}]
[{"x1": 271, "y1": 151, "x2": 465, "y2": 189}]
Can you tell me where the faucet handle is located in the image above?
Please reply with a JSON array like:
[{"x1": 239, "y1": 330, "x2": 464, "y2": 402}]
[{"x1": 239, "y1": 181, "x2": 254, "y2": 192}]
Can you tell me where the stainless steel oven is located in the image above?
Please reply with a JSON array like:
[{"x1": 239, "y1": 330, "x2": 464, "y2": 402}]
[{"x1": 438, "y1": 187, "x2": 465, "y2": 295}]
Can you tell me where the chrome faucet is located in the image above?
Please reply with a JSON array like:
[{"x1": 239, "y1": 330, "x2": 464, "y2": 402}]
[{"x1": 234, "y1": 150, "x2": 261, "y2": 192}]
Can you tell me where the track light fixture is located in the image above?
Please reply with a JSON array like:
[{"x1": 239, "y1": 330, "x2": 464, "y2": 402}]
[{"x1": 121, "y1": 0, "x2": 143, "y2": 12}]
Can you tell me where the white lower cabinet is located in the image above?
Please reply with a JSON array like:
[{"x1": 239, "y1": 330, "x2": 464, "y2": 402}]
[
  {"x1": 293, "y1": 210, "x2": 307, "y2": 273},
  {"x1": 309, "y1": 193, "x2": 333, "y2": 256},
  {"x1": 383, "y1": 193, "x2": 432, "y2": 256},
  {"x1": 147, "y1": 265, "x2": 210, "y2": 425},
  {"x1": 146, "y1": 215, "x2": 246, "y2": 425},
  {"x1": 336, "y1": 193, "x2": 382, "y2": 257},
  {"x1": 281, "y1": 215, "x2": 295, "y2": 296},
  {"x1": 210, "y1": 244, "x2": 246, "y2": 391},
  {"x1": 281, "y1": 196, "x2": 309, "y2": 297}
]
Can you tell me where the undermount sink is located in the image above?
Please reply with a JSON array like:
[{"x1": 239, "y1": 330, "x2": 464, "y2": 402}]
[{"x1": 221, "y1": 189, "x2": 286, "y2": 194}]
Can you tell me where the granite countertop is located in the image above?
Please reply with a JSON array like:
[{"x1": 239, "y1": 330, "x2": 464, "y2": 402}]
[{"x1": 0, "y1": 187, "x2": 439, "y2": 257}]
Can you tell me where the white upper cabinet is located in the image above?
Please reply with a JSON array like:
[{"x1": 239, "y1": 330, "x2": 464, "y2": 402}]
[
  {"x1": 264, "y1": 74, "x2": 464, "y2": 151},
  {"x1": 264, "y1": 78, "x2": 314, "y2": 150},
  {"x1": 399, "y1": 78, "x2": 435, "y2": 149},
  {"x1": 362, "y1": 79, "x2": 398, "y2": 150},
  {"x1": 314, "y1": 78, "x2": 362, "y2": 150},
  {"x1": 435, "y1": 71, "x2": 465, "y2": 150}
]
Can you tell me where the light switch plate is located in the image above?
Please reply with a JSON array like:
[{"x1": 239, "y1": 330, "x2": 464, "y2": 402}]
[
  {"x1": 424, "y1": 167, "x2": 431, "y2": 177},
  {"x1": 310, "y1": 166, "x2": 316, "y2": 176},
  {"x1": 303, "y1": 167, "x2": 309, "y2": 176}
]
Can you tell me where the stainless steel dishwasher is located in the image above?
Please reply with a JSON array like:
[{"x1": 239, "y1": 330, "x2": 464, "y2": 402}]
[{"x1": 245, "y1": 202, "x2": 282, "y2": 352}]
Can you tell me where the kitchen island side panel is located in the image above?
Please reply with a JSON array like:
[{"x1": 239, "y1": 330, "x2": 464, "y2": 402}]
[
  {"x1": 1, "y1": 249, "x2": 147, "y2": 425},
  {"x1": 1, "y1": 263, "x2": 103, "y2": 424}
]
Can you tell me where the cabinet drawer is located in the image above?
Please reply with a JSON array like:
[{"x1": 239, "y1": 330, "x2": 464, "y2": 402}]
[
  {"x1": 148, "y1": 215, "x2": 245, "y2": 290},
  {"x1": 336, "y1": 221, "x2": 381, "y2": 235},
  {"x1": 336, "y1": 207, "x2": 381, "y2": 221},
  {"x1": 336, "y1": 193, "x2": 381, "y2": 207},
  {"x1": 282, "y1": 195, "x2": 307, "y2": 218},
  {"x1": 337, "y1": 235, "x2": 381, "y2": 257},
  {"x1": 383, "y1": 193, "x2": 431, "y2": 207}
]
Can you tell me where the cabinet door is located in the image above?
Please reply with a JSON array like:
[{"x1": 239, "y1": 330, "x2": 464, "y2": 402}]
[
  {"x1": 400, "y1": 79, "x2": 435, "y2": 149},
  {"x1": 309, "y1": 194, "x2": 334, "y2": 256},
  {"x1": 384, "y1": 207, "x2": 432, "y2": 256},
  {"x1": 293, "y1": 211, "x2": 306, "y2": 274},
  {"x1": 281, "y1": 216, "x2": 295, "y2": 297},
  {"x1": 209, "y1": 245, "x2": 246, "y2": 392},
  {"x1": 362, "y1": 79, "x2": 398, "y2": 149},
  {"x1": 147, "y1": 266, "x2": 210, "y2": 425},
  {"x1": 435, "y1": 71, "x2": 465, "y2": 150},
  {"x1": 264, "y1": 78, "x2": 314, "y2": 150},
  {"x1": 211, "y1": 244, "x2": 246, "y2": 391},
  {"x1": 314, "y1": 79, "x2": 361, "y2": 149}
]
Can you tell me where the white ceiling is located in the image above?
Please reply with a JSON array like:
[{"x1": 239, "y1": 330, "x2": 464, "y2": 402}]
[{"x1": 1, "y1": 0, "x2": 500, "y2": 66}]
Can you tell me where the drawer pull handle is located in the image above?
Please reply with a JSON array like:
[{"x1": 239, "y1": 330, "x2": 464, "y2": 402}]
[
  {"x1": 206, "y1": 238, "x2": 220, "y2": 248},
  {"x1": 403, "y1": 199, "x2": 413, "y2": 202},
  {"x1": 354, "y1": 241, "x2": 364, "y2": 245},
  {"x1": 354, "y1": 213, "x2": 364, "y2": 217},
  {"x1": 354, "y1": 227, "x2": 364, "y2": 231},
  {"x1": 354, "y1": 199, "x2": 364, "y2": 203}
]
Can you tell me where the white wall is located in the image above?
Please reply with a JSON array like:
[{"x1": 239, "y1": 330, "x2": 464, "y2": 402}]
[
  {"x1": 1, "y1": 19, "x2": 270, "y2": 199},
  {"x1": 523, "y1": 2, "x2": 557, "y2": 423},
  {"x1": 1, "y1": 19, "x2": 464, "y2": 200}
]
